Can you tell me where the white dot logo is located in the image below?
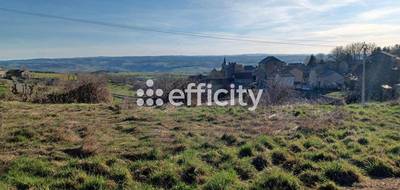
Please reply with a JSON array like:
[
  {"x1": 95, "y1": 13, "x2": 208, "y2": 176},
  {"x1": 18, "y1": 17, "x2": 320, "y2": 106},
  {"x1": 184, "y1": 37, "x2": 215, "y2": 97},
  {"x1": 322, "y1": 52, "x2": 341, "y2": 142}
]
[{"x1": 136, "y1": 79, "x2": 164, "y2": 107}]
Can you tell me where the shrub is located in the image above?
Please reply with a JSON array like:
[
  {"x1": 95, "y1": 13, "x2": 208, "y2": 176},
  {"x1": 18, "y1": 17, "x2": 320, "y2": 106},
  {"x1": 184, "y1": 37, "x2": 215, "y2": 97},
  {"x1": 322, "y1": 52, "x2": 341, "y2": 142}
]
[
  {"x1": 41, "y1": 74, "x2": 112, "y2": 104},
  {"x1": 324, "y1": 162, "x2": 361, "y2": 186},
  {"x1": 252, "y1": 155, "x2": 269, "y2": 171},
  {"x1": 238, "y1": 145, "x2": 253, "y2": 158},
  {"x1": 203, "y1": 170, "x2": 238, "y2": 190},
  {"x1": 252, "y1": 168, "x2": 301, "y2": 190}
]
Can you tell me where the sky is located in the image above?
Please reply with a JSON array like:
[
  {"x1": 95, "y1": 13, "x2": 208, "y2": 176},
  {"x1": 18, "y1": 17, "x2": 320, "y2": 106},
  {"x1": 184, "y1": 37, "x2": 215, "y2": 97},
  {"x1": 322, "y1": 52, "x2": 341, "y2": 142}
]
[{"x1": 0, "y1": 0, "x2": 399, "y2": 60}]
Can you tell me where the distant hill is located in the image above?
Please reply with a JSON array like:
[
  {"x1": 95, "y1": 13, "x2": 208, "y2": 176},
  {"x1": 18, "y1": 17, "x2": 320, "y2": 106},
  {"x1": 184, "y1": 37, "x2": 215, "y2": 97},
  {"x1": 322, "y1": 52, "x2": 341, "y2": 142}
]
[{"x1": 0, "y1": 54, "x2": 307, "y2": 74}]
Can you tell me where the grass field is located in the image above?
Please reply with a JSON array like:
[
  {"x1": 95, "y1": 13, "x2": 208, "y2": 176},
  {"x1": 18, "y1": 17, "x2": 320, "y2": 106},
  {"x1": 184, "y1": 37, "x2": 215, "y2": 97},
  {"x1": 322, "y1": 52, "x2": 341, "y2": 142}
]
[{"x1": 1, "y1": 101, "x2": 400, "y2": 189}]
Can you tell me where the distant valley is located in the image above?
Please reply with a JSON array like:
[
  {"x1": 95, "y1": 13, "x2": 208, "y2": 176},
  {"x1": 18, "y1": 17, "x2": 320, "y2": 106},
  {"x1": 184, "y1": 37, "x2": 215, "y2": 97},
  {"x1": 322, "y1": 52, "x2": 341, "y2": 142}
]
[{"x1": 0, "y1": 54, "x2": 307, "y2": 74}]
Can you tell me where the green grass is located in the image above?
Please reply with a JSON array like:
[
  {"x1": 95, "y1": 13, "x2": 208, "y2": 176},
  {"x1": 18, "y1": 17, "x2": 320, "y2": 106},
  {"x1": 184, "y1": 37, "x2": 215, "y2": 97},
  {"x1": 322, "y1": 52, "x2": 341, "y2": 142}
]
[
  {"x1": 1, "y1": 101, "x2": 400, "y2": 189},
  {"x1": 31, "y1": 72, "x2": 76, "y2": 80}
]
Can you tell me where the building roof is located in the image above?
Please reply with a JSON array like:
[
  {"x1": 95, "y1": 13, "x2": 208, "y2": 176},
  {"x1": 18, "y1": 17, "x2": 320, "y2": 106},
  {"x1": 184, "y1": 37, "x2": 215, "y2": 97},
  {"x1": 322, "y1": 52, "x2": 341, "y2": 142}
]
[
  {"x1": 374, "y1": 51, "x2": 400, "y2": 59},
  {"x1": 259, "y1": 56, "x2": 286, "y2": 65},
  {"x1": 277, "y1": 72, "x2": 295, "y2": 78},
  {"x1": 234, "y1": 72, "x2": 253, "y2": 79},
  {"x1": 244, "y1": 65, "x2": 255, "y2": 71}
]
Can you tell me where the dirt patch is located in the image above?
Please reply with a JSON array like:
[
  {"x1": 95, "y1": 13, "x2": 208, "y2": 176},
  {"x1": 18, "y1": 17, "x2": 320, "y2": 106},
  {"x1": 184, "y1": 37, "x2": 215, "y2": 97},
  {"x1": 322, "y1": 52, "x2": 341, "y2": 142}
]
[{"x1": 347, "y1": 178, "x2": 400, "y2": 190}]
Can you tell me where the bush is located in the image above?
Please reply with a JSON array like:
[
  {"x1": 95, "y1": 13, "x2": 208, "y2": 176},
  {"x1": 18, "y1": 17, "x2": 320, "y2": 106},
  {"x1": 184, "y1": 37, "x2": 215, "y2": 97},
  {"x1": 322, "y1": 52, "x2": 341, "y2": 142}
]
[
  {"x1": 324, "y1": 162, "x2": 361, "y2": 186},
  {"x1": 203, "y1": 170, "x2": 238, "y2": 190},
  {"x1": 252, "y1": 168, "x2": 301, "y2": 190},
  {"x1": 252, "y1": 155, "x2": 269, "y2": 171},
  {"x1": 238, "y1": 145, "x2": 253, "y2": 158},
  {"x1": 40, "y1": 74, "x2": 112, "y2": 104}
]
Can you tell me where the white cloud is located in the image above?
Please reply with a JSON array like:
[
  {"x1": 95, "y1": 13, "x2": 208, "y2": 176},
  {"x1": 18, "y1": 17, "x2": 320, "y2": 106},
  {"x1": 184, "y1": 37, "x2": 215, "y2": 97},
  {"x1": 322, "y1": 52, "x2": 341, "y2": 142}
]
[
  {"x1": 311, "y1": 23, "x2": 400, "y2": 37},
  {"x1": 295, "y1": 0, "x2": 363, "y2": 12},
  {"x1": 356, "y1": 7, "x2": 400, "y2": 21}
]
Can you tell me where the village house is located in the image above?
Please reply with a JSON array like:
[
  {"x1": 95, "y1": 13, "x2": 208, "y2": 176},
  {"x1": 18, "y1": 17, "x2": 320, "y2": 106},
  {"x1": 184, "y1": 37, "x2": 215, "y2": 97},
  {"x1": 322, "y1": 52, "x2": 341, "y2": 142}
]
[
  {"x1": 206, "y1": 58, "x2": 256, "y2": 89},
  {"x1": 305, "y1": 56, "x2": 345, "y2": 90},
  {"x1": 308, "y1": 68, "x2": 345, "y2": 89},
  {"x1": 283, "y1": 63, "x2": 308, "y2": 89},
  {"x1": 4, "y1": 69, "x2": 31, "y2": 80},
  {"x1": 206, "y1": 56, "x2": 310, "y2": 90},
  {"x1": 0, "y1": 68, "x2": 6, "y2": 78},
  {"x1": 352, "y1": 51, "x2": 400, "y2": 101},
  {"x1": 204, "y1": 55, "x2": 350, "y2": 92},
  {"x1": 255, "y1": 56, "x2": 286, "y2": 87}
]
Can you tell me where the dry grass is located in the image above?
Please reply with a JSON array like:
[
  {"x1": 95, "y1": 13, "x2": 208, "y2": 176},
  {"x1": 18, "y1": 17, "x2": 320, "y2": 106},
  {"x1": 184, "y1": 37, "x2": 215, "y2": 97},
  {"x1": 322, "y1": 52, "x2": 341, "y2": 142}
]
[{"x1": 1, "y1": 101, "x2": 400, "y2": 189}]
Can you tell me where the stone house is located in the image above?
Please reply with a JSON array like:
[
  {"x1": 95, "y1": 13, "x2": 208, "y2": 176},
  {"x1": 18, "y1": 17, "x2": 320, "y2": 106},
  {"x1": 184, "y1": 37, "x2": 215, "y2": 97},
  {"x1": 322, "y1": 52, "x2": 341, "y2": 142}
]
[
  {"x1": 284, "y1": 63, "x2": 308, "y2": 89},
  {"x1": 256, "y1": 56, "x2": 286, "y2": 84},
  {"x1": 352, "y1": 51, "x2": 400, "y2": 101},
  {"x1": 308, "y1": 68, "x2": 344, "y2": 89},
  {"x1": 5, "y1": 69, "x2": 31, "y2": 80},
  {"x1": 206, "y1": 58, "x2": 256, "y2": 89},
  {"x1": 0, "y1": 68, "x2": 6, "y2": 78},
  {"x1": 274, "y1": 72, "x2": 295, "y2": 87}
]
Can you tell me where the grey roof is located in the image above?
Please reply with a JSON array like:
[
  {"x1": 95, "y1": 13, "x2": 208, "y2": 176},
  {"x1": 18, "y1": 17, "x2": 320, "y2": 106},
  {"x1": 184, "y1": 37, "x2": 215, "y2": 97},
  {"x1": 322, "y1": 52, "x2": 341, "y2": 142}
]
[
  {"x1": 234, "y1": 72, "x2": 253, "y2": 79},
  {"x1": 370, "y1": 51, "x2": 400, "y2": 60},
  {"x1": 259, "y1": 56, "x2": 286, "y2": 65}
]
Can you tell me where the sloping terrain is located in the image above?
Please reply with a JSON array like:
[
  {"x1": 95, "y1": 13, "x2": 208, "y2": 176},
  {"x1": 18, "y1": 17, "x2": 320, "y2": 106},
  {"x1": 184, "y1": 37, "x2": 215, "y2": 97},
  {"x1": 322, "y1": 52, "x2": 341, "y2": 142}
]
[{"x1": 0, "y1": 101, "x2": 400, "y2": 189}]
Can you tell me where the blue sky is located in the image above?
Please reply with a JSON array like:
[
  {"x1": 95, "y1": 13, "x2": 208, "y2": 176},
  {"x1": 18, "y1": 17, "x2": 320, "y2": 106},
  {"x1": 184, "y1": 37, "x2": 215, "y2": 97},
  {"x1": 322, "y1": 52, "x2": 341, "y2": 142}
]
[{"x1": 0, "y1": 0, "x2": 399, "y2": 59}]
